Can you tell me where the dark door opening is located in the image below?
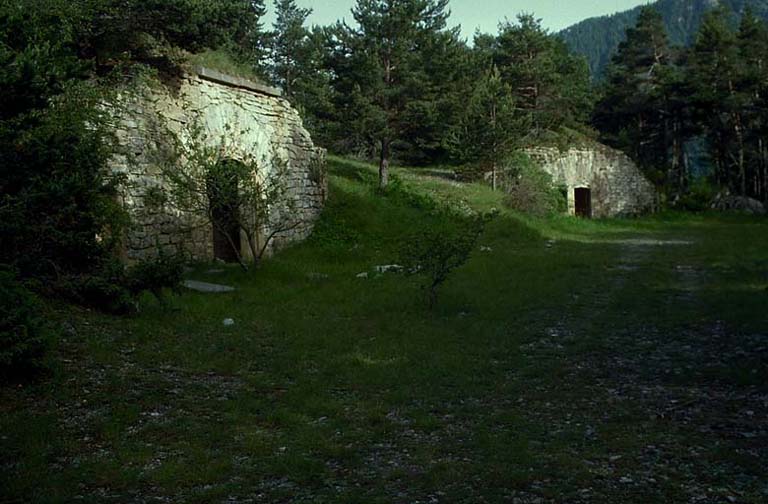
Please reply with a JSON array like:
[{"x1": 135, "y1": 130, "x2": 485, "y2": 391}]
[
  {"x1": 574, "y1": 187, "x2": 592, "y2": 218},
  {"x1": 208, "y1": 161, "x2": 242, "y2": 263}
]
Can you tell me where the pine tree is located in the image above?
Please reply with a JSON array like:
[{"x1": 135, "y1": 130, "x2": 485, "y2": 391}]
[
  {"x1": 495, "y1": 14, "x2": 556, "y2": 133},
  {"x1": 593, "y1": 7, "x2": 676, "y2": 187},
  {"x1": 270, "y1": 0, "x2": 312, "y2": 99},
  {"x1": 399, "y1": 27, "x2": 473, "y2": 165},
  {"x1": 656, "y1": 54, "x2": 697, "y2": 195},
  {"x1": 342, "y1": 0, "x2": 452, "y2": 189},
  {"x1": 493, "y1": 14, "x2": 592, "y2": 137},
  {"x1": 294, "y1": 26, "x2": 336, "y2": 145},
  {"x1": 736, "y1": 8, "x2": 768, "y2": 200},
  {"x1": 687, "y1": 6, "x2": 746, "y2": 194},
  {"x1": 447, "y1": 66, "x2": 528, "y2": 188}
]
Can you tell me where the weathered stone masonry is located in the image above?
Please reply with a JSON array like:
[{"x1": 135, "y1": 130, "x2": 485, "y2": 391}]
[
  {"x1": 109, "y1": 67, "x2": 327, "y2": 261},
  {"x1": 526, "y1": 144, "x2": 656, "y2": 218}
]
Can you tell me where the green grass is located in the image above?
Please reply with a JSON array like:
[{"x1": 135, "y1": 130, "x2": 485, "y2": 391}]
[
  {"x1": 2, "y1": 156, "x2": 767, "y2": 502},
  {"x1": 185, "y1": 49, "x2": 264, "y2": 82}
]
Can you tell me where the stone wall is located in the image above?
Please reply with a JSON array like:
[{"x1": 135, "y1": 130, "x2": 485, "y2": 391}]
[
  {"x1": 108, "y1": 67, "x2": 327, "y2": 262},
  {"x1": 525, "y1": 144, "x2": 656, "y2": 217}
]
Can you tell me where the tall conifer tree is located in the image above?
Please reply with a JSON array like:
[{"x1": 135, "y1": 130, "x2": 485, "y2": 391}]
[
  {"x1": 687, "y1": 6, "x2": 745, "y2": 193},
  {"x1": 343, "y1": 0, "x2": 452, "y2": 188},
  {"x1": 736, "y1": 8, "x2": 768, "y2": 199},
  {"x1": 494, "y1": 14, "x2": 591, "y2": 135},
  {"x1": 270, "y1": 0, "x2": 312, "y2": 99},
  {"x1": 593, "y1": 7, "x2": 675, "y2": 186}
]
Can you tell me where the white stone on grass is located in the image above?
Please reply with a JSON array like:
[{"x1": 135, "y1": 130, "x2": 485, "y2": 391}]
[
  {"x1": 183, "y1": 280, "x2": 235, "y2": 293},
  {"x1": 375, "y1": 265, "x2": 404, "y2": 274}
]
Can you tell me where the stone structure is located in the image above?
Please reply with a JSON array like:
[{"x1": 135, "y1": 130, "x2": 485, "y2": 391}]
[
  {"x1": 526, "y1": 143, "x2": 656, "y2": 218},
  {"x1": 109, "y1": 67, "x2": 327, "y2": 262}
]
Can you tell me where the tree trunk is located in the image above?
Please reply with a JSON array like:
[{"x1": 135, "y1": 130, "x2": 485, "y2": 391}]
[
  {"x1": 763, "y1": 138, "x2": 768, "y2": 202},
  {"x1": 379, "y1": 50, "x2": 393, "y2": 191},
  {"x1": 491, "y1": 103, "x2": 498, "y2": 191},
  {"x1": 379, "y1": 137, "x2": 390, "y2": 189},
  {"x1": 735, "y1": 114, "x2": 746, "y2": 196},
  {"x1": 673, "y1": 118, "x2": 688, "y2": 194},
  {"x1": 215, "y1": 220, "x2": 247, "y2": 271},
  {"x1": 243, "y1": 226, "x2": 261, "y2": 268},
  {"x1": 428, "y1": 284, "x2": 438, "y2": 310}
]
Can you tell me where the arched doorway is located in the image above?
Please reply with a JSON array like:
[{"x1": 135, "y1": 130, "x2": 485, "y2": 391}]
[
  {"x1": 207, "y1": 160, "x2": 242, "y2": 262},
  {"x1": 574, "y1": 187, "x2": 592, "y2": 218}
]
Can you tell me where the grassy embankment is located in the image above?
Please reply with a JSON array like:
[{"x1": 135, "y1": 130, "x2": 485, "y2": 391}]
[{"x1": 2, "y1": 156, "x2": 767, "y2": 502}]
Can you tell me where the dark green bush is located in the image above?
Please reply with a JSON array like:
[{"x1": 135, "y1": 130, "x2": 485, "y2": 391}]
[
  {"x1": 126, "y1": 253, "x2": 185, "y2": 303},
  {"x1": 400, "y1": 211, "x2": 492, "y2": 308},
  {"x1": 675, "y1": 177, "x2": 717, "y2": 212},
  {"x1": 0, "y1": 1, "x2": 129, "y2": 281},
  {"x1": 0, "y1": 268, "x2": 49, "y2": 383},
  {"x1": 55, "y1": 254, "x2": 185, "y2": 315},
  {"x1": 54, "y1": 260, "x2": 135, "y2": 315}
]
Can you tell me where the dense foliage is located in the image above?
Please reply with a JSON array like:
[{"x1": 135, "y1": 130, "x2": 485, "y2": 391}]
[
  {"x1": 0, "y1": 0, "x2": 252, "y2": 325},
  {"x1": 594, "y1": 5, "x2": 768, "y2": 203},
  {"x1": 0, "y1": 0, "x2": 126, "y2": 279},
  {"x1": 502, "y1": 156, "x2": 567, "y2": 217},
  {"x1": 0, "y1": 268, "x2": 49, "y2": 383}
]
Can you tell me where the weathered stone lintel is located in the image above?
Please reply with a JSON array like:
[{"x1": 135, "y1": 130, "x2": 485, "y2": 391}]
[{"x1": 192, "y1": 66, "x2": 282, "y2": 97}]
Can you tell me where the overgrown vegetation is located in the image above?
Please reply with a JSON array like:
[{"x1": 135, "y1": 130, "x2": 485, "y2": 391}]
[
  {"x1": 158, "y1": 122, "x2": 304, "y2": 271},
  {"x1": 185, "y1": 49, "x2": 264, "y2": 81},
  {"x1": 0, "y1": 0, "x2": 270, "y2": 319},
  {"x1": 502, "y1": 160, "x2": 567, "y2": 217},
  {"x1": 0, "y1": 0, "x2": 271, "y2": 280}
]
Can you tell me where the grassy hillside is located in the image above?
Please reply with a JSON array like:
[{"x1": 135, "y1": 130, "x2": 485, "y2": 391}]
[
  {"x1": 559, "y1": 0, "x2": 768, "y2": 77},
  {"x1": 2, "y1": 157, "x2": 767, "y2": 502}
]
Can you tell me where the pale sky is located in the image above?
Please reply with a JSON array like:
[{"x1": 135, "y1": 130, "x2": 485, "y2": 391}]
[{"x1": 263, "y1": 0, "x2": 652, "y2": 37}]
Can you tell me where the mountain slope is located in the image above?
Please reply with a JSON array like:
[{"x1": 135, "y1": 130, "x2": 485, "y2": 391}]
[{"x1": 559, "y1": 0, "x2": 768, "y2": 77}]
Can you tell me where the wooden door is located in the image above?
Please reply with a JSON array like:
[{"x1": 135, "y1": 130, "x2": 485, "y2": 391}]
[{"x1": 575, "y1": 187, "x2": 592, "y2": 218}]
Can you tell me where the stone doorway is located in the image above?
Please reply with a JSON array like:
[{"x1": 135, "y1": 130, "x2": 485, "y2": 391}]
[
  {"x1": 207, "y1": 160, "x2": 242, "y2": 263},
  {"x1": 575, "y1": 187, "x2": 592, "y2": 218}
]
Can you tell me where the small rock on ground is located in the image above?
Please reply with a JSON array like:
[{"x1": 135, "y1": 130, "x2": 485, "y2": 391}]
[{"x1": 182, "y1": 280, "x2": 236, "y2": 293}]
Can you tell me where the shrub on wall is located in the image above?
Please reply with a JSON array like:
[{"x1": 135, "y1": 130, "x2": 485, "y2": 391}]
[{"x1": 502, "y1": 154, "x2": 566, "y2": 216}]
